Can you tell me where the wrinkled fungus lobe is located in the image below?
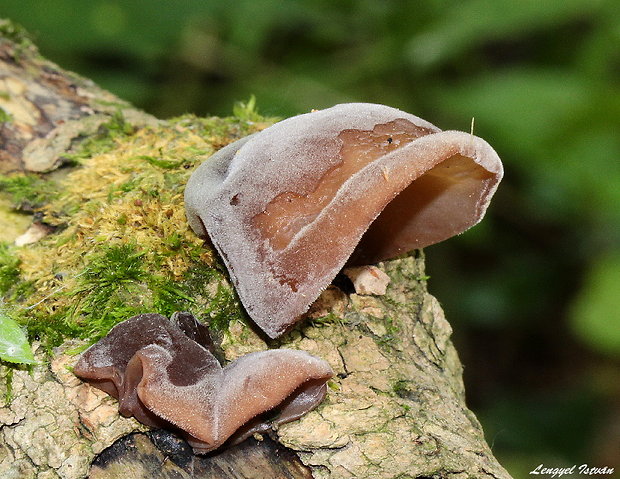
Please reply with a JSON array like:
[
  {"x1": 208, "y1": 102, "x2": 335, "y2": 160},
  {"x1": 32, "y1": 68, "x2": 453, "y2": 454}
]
[
  {"x1": 74, "y1": 313, "x2": 333, "y2": 453},
  {"x1": 185, "y1": 103, "x2": 503, "y2": 338}
]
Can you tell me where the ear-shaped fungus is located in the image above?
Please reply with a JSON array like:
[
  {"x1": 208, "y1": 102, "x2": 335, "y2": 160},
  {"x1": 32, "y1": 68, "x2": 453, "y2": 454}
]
[
  {"x1": 73, "y1": 313, "x2": 333, "y2": 454},
  {"x1": 185, "y1": 103, "x2": 503, "y2": 338}
]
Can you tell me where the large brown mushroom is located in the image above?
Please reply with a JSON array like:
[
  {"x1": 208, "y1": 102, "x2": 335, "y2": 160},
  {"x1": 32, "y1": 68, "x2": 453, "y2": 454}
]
[
  {"x1": 73, "y1": 313, "x2": 334, "y2": 453},
  {"x1": 185, "y1": 103, "x2": 503, "y2": 338}
]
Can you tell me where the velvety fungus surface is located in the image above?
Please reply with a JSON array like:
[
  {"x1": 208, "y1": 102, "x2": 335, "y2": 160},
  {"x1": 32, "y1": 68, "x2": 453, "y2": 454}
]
[
  {"x1": 185, "y1": 103, "x2": 503, "y2": 338},
  {"x1": 74, "y1": 313, "x2": 334, "y2": 453}
]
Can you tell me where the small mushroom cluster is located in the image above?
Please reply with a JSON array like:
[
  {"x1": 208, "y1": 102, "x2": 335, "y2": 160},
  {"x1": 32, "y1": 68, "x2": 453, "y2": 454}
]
[
  {"x1": 76, "y1": 103, "x2": 503, "y2": 454},
  {"x1": 74, "y1": 313, "x2": 333, "y2": 454}
]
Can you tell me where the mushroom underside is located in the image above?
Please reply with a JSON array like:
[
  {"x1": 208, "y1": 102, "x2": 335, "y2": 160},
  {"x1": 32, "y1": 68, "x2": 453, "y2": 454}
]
[{"x1": 349, "y1": 153, "x2": 496, "y2": 265}]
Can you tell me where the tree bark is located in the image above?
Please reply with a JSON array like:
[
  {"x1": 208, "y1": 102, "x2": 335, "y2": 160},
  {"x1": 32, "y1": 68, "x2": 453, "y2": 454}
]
[{"x1": 0, "y1": 21, "x2": 512, "y2": 479}]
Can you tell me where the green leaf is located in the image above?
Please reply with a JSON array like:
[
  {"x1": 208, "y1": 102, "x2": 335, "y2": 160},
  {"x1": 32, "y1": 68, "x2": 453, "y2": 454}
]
[{"x1": 0, "y1": 312, "x2": 36, "y2": 364}]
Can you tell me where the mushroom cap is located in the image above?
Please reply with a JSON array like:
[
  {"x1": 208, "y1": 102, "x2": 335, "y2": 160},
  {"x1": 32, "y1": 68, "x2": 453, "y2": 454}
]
[
  {"x1": 74, "y1": 313, "x2": 333, "y2": 453},
  {"x1": 185, "y1": 103, "x2": 503, "y2": 338}
]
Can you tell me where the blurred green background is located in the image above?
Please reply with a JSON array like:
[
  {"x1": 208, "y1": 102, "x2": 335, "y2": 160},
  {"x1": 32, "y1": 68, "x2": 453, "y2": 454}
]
[{"x1": 2, "y1": 0, "x2": 619, "y2": 475}]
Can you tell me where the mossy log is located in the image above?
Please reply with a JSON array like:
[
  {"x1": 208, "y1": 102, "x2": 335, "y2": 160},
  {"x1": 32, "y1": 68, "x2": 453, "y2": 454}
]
[{"x1": 0, "y1": 21, "x2": 512, "y2": 479}]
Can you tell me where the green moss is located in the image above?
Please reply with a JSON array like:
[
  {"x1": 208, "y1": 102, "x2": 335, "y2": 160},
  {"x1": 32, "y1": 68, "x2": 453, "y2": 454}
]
[
  {"x1": 0, "y1": 174, "x2": 58, "y2": 209},
  {"x1": 205, "y1": 283, "x2": 243, "y2": 332},
  {"x1": 0, "y1": 363, "x2": 31, "y2": 404},
  {"x1": 309, "y1": 312, "x2": 347, "y2": 328},
  {"x1": 13, "y1": 243, "x2": 153, "y2": 348},
  {"x1": 0, "y1": 19, "x2": 34, "y2": 49},
  {"x1": 24, "y1": 243, "x2": 244, "y2": 346},
  {"x1": 392, "y1": 380, "x2": 414, "y2": 399},
  {"x1": 69, "y1": 243, "x2": 150, "y2": 339},
  {"x1": 65, "y1": 111, "x2": 136, "y2": 162},
  {"x1": 233, "y1": 95, "x2": 263, "y2": 123},
  {"x1": 6, "y1": 112, "x2": 269, "y2": 352},
  {"x1": 0, "y1": 107, "x2": 12, "y2": 124},
  {"x1": 3, "y1": 366, "x2": 13, "y2": 403},
  {"x1": 183, "y1": 262, "x2": 244, "y2": 332},
  {"x1": 389, "y1": 250, "x2": 429, "y2": 283},
  {"x1": 163, "y1": 232, "x2": 183, "y2": 251},
  {"x1": 375, "y1": 315, "x2": 400, "y2": 349},
  {"x1": 134, "y1": 155, "x2": 186, "y2": 170},
  {"x1": 380, "y1": 294, "x2": 406, "y2": 309},
  {"x1": 118, "y1": 178, "x2": 140, "y2": 193},
  {"x1": 0, "y1": 246, "x2": 34, "y2": 302},
  {"x1": 170, "y1": 105, "x2": 275, "y2": 142},
  {"x1": 149, "y1": 275, "x2": 195, "y2": 316},
  {"x1": 102, "y1": 110, "x2": 135, "y2": 137},
  {"x1": 83, "y1": 244, "x2": 147, "y2": 285},
  {"x1": 25, "y1": 310, "x2": 80, "y2": 349},
  {"x1": 0, "y1": 243, "x2": 20, "y2": 295}
]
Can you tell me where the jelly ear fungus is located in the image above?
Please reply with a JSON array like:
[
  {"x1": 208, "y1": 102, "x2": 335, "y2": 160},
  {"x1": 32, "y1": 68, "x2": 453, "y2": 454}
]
[
  {"x1": 73, "y1": 313, "x2": 333, "y2": 454},
  {"x1": 185, "y1": 103, "x2": 503, "y2": 338}
]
